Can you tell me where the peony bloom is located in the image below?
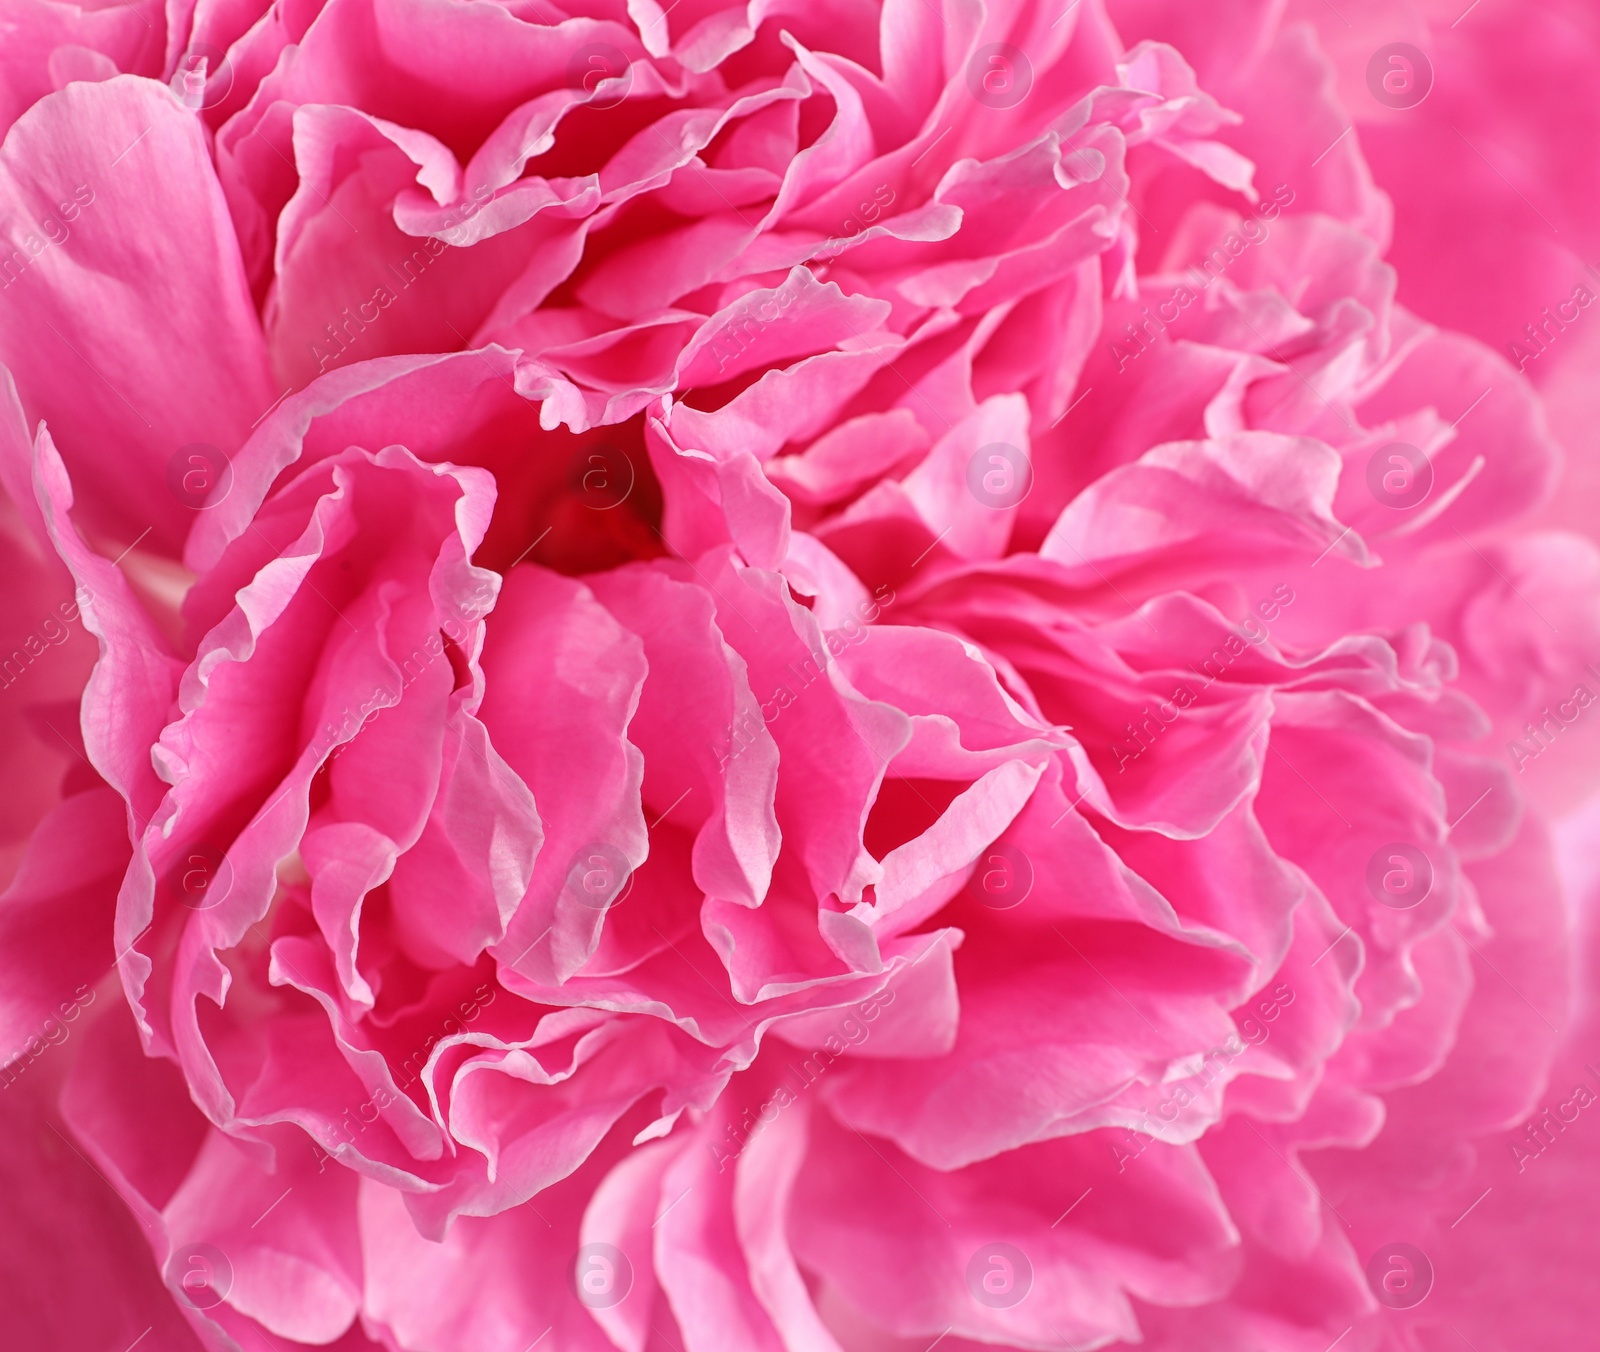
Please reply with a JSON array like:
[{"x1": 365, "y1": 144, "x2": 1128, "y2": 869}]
[{"x1": 0, "y1": 0, "x2": 1598, "y2": 1349}]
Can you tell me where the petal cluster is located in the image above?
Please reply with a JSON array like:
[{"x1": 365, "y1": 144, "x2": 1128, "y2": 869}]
[{"x1": 0, "y1": 1, "x2": 1595, "y2": 1350}]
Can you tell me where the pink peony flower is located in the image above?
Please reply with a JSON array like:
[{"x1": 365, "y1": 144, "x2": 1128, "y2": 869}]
[{"x1": 0, "y1": 0, "x2": 1598, "y2": 1349}]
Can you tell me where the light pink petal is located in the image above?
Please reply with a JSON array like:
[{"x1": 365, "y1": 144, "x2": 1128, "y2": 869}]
[{"x1": 0, "y1": 76, "x2": 275, "y2": 553}]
